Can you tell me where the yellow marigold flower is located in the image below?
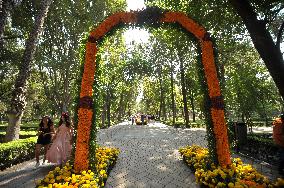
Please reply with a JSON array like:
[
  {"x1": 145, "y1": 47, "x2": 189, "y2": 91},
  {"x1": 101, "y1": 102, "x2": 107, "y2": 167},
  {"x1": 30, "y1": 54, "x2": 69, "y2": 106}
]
[
  {"x1": 56, "y1": 175, "x2": 61, "y2": 181},
  {"x1": 44, "y1": 177, "x2": 50, "y2": 183},
  {"x1": 71, "y1": 178, "x2": 77, "y2": 184},
  {"x1": 228, "y1": 182, "x2": 234, "y2": 188},
  {"x1": 48, "y1": 173, "x2": 54, "y2": 179},
  {"x1": 217, "y1": 182, "x2": 225, "y2": 187},
  {"x1": 99, "y1": 170, "x2": 106, "y2": 175},
  {"x1": 220, "y1": 173, "x2": 226, "y2": 179},
  {"x1": 49, "y1": 179, "x2": 55, "y2": 184},
  {"x1": 36, "y1": 179, "x2": 42, "y2": 185}
]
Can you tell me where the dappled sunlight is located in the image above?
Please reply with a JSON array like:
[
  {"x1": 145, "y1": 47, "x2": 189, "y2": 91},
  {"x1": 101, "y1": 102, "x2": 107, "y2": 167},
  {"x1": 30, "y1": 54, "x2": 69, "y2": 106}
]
[{"x1": 97, "y1": 122, "x2": 205, "y2": 187}]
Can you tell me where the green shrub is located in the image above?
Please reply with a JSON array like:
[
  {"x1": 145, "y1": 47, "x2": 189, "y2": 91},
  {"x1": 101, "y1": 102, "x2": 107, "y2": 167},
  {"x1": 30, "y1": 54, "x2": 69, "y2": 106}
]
[
  {"x1": 238, "y1": 135, "x2": 279, "y2": 164},
  {"x1": 161, "y1": 119, "x2": 205, "y2": 128},
  {"x1": 0, "y1": 131, "x2": 37, "y2": 136},
  {"x1": 0, "y1": 137, "x2": 37, "y2": 170},
  {"x1": 0, "y1": 131, "x2": 37, "y2": 143}
]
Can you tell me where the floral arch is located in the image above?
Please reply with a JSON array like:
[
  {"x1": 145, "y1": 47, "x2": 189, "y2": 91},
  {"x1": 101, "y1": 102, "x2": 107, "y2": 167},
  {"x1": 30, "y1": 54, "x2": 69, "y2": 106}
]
[{"x1": 74, "y1": 8, "x2": 231, "y2": 172}]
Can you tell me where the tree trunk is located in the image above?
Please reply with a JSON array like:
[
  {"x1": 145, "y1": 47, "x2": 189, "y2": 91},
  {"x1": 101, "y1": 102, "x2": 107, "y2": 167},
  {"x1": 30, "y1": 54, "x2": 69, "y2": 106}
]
[
  {"x1": 117, "y1": 93, "x2": 124, "y2": 122},
  {"x1": 170, "y1": 64, "x2": 176, "y2": 127},
  {"x1": 179, "y1": 59, "x2": 190, "y2": 128},
  {"x1": 229, "y1": 0, "x2": 284, "y2": 100},
  {"x1": 122, "y1": 100, "x2": 128, "y2": 120},
  {"x1": 0, "y1": 0, "x2": 13, "y2": 49},
  {"x1": 5, "y1": 0, "x2": 53, "y2": 142},
  {"x1": 241, "y1": 113, "x2": 245, "y2": 122},
  {"x1": 106, "y1": 88, "x2": 111, "y2": 128},
  {"x1": 261, "y1": 101, "x2": 269, "y2": 126},
  {"x1": 189, "y1": 91, "x2": 196, "y2": 122},
  {"x1": 158, "y1": 66, "x2": 164, "y2": 120},
  {"x1": 62, "y1": 69, "x2": 71, "y2": 112}
]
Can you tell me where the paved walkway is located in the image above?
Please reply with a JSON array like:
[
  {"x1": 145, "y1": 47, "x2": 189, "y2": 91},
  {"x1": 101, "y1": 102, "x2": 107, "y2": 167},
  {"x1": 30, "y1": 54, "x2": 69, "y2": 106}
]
[
  {"x1": 98, "y1": 122, "x2": 206, "y2": 188},
  {"x1": 0, "y1": 158, "x2": 56, "y2": 188},
  {"x1": 0, "y1": 121, "x2": 279, "y2": 188}
]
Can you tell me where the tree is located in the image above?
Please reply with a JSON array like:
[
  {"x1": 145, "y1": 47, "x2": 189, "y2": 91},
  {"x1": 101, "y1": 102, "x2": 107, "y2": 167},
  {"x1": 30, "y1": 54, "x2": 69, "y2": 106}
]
[
  {"x1": 229, "y1": 0, "x2": 284, "y2": 101},
  {"x1": 0, "y1": 0, "x2": 14, "y2": 48},
  {"x1": 5, "y1": 0, "x2": 53, "y2": 142}
]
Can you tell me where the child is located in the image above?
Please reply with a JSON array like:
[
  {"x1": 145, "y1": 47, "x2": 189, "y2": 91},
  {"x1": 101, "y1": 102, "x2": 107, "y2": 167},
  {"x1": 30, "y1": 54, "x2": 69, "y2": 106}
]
[
  {"x1": 35, "y1": 115, "x2": 55, "y2": 167},
  {"x1": 46, "y1": 112, "x2": 73, "y2": 166}
]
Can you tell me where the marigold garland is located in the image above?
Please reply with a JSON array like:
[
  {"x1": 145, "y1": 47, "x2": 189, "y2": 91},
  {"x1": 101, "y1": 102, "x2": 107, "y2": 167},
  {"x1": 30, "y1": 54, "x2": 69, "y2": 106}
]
[
  {"x1": 201, "y1": 40, "x2": 221, "y2": 97},
  {"x1": 120, "y1": 12, "x2": 137, "y2": 23},
  {"x1": 75, "y1": 8, "x2": 232, "y2": 171},
  {"x1": 210, "y1": 109, "x2": 231, "y2": 166},
  {"x1": 80, "y1": 42, "x2": 97, "y2": 97},
  {"x1": 160, "y1": 12, "x2": 206, "y2": 39},
  {"x1": 74, "y1": 108, "x2": 93, "y2": 171}
]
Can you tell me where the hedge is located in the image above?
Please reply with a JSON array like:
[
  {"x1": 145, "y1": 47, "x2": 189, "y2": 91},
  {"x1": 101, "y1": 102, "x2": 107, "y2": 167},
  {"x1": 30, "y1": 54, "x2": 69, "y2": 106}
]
[
  {"x1": 0, "y1": 137, "x2": 37, "y2": 170},
  {"x1": 161, "y1": 120, "x2": 205, "y2": 128},
  {"x1": 0, "y1": 126, "x2": 37, "y2": 131},
  {"x1": 238, "y1": 135, "x2": 279, "y2": 165},
  {"x1": 0, "y1": 131, "x2": 37, "y2": 143}
]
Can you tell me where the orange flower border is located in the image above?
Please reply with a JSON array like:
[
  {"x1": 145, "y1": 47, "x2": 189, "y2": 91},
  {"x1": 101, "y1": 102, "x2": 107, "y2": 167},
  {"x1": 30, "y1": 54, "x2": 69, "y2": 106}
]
[{"x1": 74, "y1": 8, "x2": 231, "y2": 171}]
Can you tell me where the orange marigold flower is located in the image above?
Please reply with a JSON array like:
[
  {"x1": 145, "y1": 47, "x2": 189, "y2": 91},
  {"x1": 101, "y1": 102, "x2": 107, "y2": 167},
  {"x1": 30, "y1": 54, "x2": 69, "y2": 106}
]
[
  {"x1": 211, "y1": 108, "x2": 231, "y2": 166},
  {"x1": 201, "y1": 40, "x2": 221, "y2": 97},
  {"x1": 74, "y1": 108, "x2": 93, "y2": 171},
  {"x1": 80, "y1": 42, "x2": 97, "y2": 97}
]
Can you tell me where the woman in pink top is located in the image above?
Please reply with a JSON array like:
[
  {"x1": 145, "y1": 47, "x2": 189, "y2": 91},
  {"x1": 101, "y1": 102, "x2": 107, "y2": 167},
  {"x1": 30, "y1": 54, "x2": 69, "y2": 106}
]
[{"x1": 46, "y1": 112, "x2": 73, "y2": 166}]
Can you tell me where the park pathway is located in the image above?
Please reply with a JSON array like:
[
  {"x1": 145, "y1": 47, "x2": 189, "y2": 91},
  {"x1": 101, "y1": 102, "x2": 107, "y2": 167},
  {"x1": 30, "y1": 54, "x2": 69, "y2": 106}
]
[
  {"x1": 0, "y1": 121, "x2": 278, "y2": 188},
  {"x1": 0, "y1": 121, "x2": 205, "y2": 188},
  {"x1": 98, "y1": 122, "x2": 206, "y2": 188}
]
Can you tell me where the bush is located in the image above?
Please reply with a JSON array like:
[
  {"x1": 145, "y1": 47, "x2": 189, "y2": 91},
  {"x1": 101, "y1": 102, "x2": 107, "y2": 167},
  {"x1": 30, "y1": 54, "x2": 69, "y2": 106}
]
[
  {"x1": 0, "y1": 131, "x2": 37, "y2": 143},
  {"x1": 0, "y1": 126, "x2": 37, "y2": 131},
  {"x1": 228, "y1": 122, "x2": 279, "y2": 164},
  {"x1": 161, "y1": 119, "x2": 205, "y2": 128},
  {"x1": 238, "y1": 135, "x2": 279, "y2": 165},
  {"x1": 0, "y1": 137, "x2": 37, "y2": 170}
]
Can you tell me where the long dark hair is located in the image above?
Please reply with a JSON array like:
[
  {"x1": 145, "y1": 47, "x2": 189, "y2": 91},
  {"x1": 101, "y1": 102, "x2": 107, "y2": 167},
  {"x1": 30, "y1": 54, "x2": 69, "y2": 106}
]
[
  {"x1": 59, "y1": 112, "x2": 72, "y2": 128},
  {"x1": 39, "y1": 116, "x2": 53, "y2": 128}
]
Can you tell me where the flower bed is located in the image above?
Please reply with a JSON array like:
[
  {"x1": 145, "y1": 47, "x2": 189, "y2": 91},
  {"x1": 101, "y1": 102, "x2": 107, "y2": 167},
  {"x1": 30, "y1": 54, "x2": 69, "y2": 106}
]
[
  {"x1": 36, "y1": 147, "x2": 119, "y2": 188},
  {"x1": 179, "y1": 145, "x2": 284, "y2": 187}
]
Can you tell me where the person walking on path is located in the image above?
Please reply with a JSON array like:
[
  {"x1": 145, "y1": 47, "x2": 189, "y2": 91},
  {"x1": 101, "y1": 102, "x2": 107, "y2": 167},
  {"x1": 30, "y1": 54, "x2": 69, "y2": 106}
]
[
  {"x1": 35, "y1": 116, "x2": 55, "y2": 167},
  {"x1": 141, "y1": 114, "x2": 145, "y2": 125},
  {"x1": 273, "y1": 114, "x2": 284, "y2": 175},
  {"x1": 131, "y1": 115, "x2": 135, "y2": 125},
  {"x1": 46, "y1": 112, "x2": 73, "y2": 167}
]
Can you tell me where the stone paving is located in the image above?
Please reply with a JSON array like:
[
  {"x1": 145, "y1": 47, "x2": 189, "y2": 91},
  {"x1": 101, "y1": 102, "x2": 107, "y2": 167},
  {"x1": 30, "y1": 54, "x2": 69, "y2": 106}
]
[
  {"x1": 98, "y1": 122, "x2": 207, "y2": 188},
  {"x1": 0, "y1": 158, "x2": 56, "y2": 188},
  {"x1": 0, "y1": 121, "x2": 280, "y2": 188}
]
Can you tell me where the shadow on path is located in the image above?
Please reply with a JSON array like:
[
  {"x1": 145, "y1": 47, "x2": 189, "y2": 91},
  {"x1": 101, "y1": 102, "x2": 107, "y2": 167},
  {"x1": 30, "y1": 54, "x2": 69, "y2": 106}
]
[
  {"x1": 0, "y1": 158, "x2": 56, "y2": 188},
  {"x1": 98, "y1": 121, "x2": 206, "y2": 188}
]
